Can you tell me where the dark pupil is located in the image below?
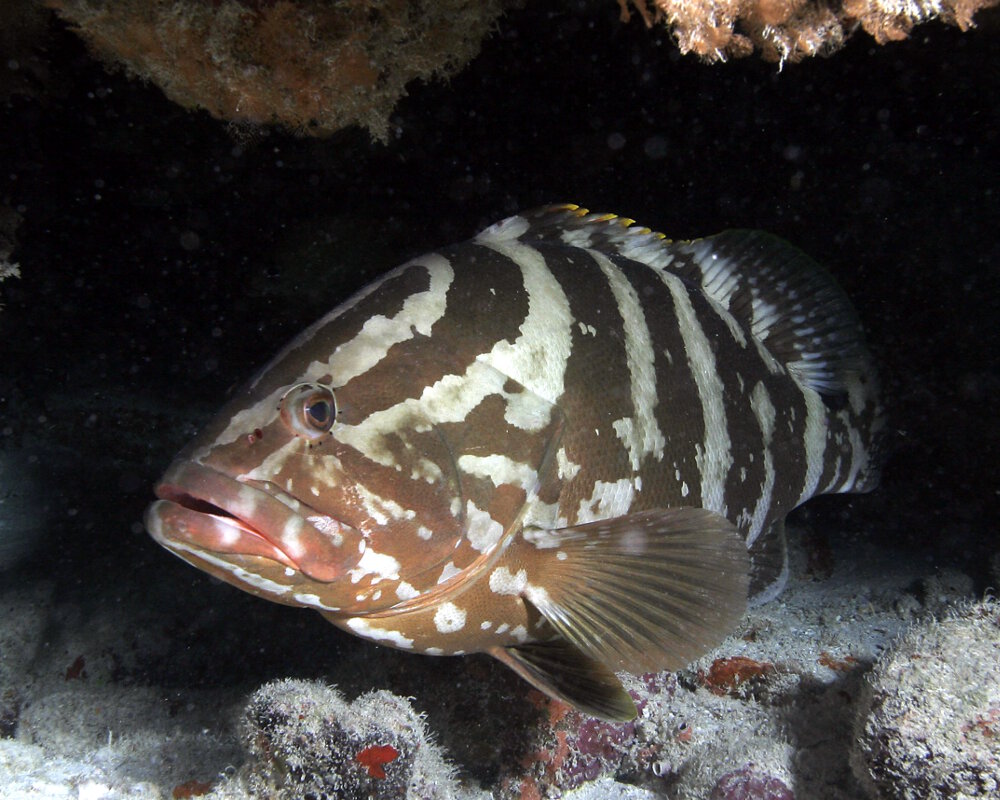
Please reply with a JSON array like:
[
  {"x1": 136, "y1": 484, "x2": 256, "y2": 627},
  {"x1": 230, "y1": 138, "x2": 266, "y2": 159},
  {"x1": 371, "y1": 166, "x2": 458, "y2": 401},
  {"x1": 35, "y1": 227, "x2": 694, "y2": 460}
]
[{"x1": 305, "y1": 398, "x2": 331, "y2": 427}]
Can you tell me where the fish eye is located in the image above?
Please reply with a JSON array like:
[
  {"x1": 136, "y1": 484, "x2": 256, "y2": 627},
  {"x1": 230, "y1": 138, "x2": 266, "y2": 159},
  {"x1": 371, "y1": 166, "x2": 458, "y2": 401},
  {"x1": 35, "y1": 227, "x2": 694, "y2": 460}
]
[
  {"x1": 279, "y1": 383, "x2": 337, "y2": 440},
  {"x1": 305, "y1": 397, "x2": 332, "y2": 427}
]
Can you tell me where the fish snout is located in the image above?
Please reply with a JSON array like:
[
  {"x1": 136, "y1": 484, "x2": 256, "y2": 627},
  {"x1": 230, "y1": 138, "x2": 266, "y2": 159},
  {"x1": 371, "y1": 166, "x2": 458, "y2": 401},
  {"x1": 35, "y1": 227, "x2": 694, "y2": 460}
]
[{"x1": 146, "y1": 460, "x2": 363, "y2": 582}]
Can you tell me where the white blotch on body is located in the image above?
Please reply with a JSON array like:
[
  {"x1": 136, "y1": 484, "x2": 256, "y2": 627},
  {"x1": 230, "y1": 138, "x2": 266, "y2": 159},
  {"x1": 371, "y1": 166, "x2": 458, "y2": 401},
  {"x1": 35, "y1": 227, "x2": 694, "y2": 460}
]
[
  {"x1": 457, "y1": 454, "x2": 537, "y2": 491},
  {"x1": 592, "y1": 250, "x2": 666, "y2": 471},
  {"x1": 746, "y1": 380, "x2": 777, "y2": 547},
  {"x1": 489, "y1": 566, "x2": 528, "y2": 595},
  {"x1": 576, "y1": 479, "x2": 636, "y2": 524},
  {"x1": 797, "y1": 387, "x2": 828, "y2": 505},
  {"x1": 433, "y1": 602, "x2": 467, "y2": 633},
  {"x1": 347, "y1": 547, "x2": 401, "y2": 585},
  {"x1": 475, "y1": 238, "x2": 574, "y2": 404},
  {"x1": 396, "y1": 581, "x2": 419, "y2": 600},
  {"x1": 659, "y1": 271, "x2": 733, "y2": 514},
  {"x1": 345, "y1": 617, "x2": 414, "y2": 649},
  {"x1": 294, "y1": 592, "x2": 338, "y2": 611},
  {"x1": 465, "y1": 501, "x2": 505, "y2": 552},
  {"x1": 556, "y1": 447, "x2": 581, "y2": 481},
  {"x1": 501, "y1": 384, "x2": 555, "y2": 432},
  {"x1": 325, "y1": 255, "x2": 453, "y2": 384},
  {"x1": 437, "y1": 561, "x2": 463, "y2": 585}
]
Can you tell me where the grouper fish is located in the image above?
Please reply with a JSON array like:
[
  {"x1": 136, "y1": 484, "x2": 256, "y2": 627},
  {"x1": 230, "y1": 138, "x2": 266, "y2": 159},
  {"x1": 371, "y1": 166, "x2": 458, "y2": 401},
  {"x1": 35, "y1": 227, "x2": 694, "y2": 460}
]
[{"x1": 145, "y1": 205, "x2": 883, "y2": 720}]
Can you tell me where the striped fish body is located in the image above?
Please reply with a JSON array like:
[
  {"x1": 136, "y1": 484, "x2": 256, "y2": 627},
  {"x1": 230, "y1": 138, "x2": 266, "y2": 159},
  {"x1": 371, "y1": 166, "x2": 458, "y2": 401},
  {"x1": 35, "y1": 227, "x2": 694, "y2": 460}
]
[{"x1": 146, "y1": 206, "x2": 882, "y2": 719}]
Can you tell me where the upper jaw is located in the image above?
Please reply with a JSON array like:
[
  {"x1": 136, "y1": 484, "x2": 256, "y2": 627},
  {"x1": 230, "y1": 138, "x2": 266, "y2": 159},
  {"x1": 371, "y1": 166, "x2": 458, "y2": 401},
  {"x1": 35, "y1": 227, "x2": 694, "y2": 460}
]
[{"x1": 146, "y1": 459, "x2": 358, "y2": 582}]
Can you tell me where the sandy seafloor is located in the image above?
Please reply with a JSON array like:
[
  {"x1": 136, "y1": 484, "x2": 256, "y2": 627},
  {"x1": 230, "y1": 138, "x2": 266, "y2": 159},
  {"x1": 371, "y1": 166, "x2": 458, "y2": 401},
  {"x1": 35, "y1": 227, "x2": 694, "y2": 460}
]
[{"x1": 1, "y1": 1, "x2": 999, "y2": 798}]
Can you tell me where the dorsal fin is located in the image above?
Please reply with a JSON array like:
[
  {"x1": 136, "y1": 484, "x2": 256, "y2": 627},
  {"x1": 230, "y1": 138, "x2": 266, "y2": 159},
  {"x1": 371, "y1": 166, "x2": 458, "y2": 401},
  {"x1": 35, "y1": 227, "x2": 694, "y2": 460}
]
[
  {"x1": 480, "y1": 204, "x2": 874, "y2": 397},
  {"x1": 669, "y1": 230, "x2": 872, "y2": 396},
  {"x1": 477, "y1": 203, "x2": 677, "y2": 270}
]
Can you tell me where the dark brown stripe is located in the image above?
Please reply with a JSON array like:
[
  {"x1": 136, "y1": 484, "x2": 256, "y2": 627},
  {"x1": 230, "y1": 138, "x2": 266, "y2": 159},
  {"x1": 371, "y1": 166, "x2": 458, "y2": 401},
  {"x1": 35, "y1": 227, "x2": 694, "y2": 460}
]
[
  {"x1": 542, "y1": 247, "x2": 637, "y2": 523},
  {"x1": 758, "y1": 375, "x2": 810, "y2": 524},
  {"x1": 340, "y1": 243, "x2": 530, "y2": 417},
  {"x1": 245, "y1": 263, "x2": 434, "y2": 402}
]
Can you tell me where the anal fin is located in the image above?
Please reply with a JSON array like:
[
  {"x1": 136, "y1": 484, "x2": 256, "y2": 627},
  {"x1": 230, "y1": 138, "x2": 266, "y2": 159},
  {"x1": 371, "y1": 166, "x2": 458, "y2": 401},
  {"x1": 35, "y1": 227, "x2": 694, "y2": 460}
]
[
  {"x1": 490, "y1": 640, "x2": 637, "y2": 721},
  {"x1": 747, "y1": 518, "x2": 789, "y2": 606}
]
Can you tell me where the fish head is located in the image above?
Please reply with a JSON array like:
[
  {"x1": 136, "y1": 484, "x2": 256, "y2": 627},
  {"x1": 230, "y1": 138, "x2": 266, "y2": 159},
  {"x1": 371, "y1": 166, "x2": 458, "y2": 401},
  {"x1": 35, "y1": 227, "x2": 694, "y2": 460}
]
[{"x1": 146, "y1": 261, "x2": 565, "y2": 614}]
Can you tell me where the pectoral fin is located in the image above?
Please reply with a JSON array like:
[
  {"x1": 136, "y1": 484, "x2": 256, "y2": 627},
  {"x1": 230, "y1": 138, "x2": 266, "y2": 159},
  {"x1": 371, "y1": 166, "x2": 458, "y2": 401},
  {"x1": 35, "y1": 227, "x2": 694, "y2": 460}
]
[{"x1": 514, "y1": 508, "x2": 749, "y2": 677}]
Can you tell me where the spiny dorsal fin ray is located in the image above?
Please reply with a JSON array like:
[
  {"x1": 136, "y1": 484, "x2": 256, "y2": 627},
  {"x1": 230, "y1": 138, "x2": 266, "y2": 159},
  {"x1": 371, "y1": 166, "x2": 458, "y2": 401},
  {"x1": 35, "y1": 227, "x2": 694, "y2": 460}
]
[
  {"x1": 490, "y1": 640, "x2": 637, "y2": 721},
  {"x1": 514, "y1": 508, "x2": 749, "y2": 677},
  {"x1": 521, "y1": 203, "x2": 677, "y2": 269},
  {"x1": 485, "y1": 204, "x2": 873, "y2": 397}
]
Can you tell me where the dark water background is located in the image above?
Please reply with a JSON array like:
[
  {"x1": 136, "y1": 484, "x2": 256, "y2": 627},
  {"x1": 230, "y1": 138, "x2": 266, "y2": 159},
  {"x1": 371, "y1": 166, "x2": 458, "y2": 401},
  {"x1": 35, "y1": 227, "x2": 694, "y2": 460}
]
[{"x1": 1, "y1": 3, "x2": 998, "y2": 695}]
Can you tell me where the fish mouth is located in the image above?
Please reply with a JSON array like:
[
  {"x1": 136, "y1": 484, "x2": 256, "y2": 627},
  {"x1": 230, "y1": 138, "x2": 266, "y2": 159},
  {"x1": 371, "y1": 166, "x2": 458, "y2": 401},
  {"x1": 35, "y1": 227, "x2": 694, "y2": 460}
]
[{"x1": 145, "y1": 460, "x2": 357, "y2": 582}]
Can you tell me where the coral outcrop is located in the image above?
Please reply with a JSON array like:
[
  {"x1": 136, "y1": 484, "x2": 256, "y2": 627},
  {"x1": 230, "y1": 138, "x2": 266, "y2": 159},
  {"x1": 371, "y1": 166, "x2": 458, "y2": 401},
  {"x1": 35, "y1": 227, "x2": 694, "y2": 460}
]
[
  {"x1": 851, "y1": 598, "x2": 1000, "y2": 799},
  {"x1": 42, "y1": 0, "x2": 509, "y2": 140},
  {"x1": 39, "y1": 0, "x2": 1000, "y2": 138},
  {"x1": 620, "y1": 0, "x2": 1000, "y2": 62},
  {"x1": 240, "y1": 680, "x2": 461, "y2": 800}
]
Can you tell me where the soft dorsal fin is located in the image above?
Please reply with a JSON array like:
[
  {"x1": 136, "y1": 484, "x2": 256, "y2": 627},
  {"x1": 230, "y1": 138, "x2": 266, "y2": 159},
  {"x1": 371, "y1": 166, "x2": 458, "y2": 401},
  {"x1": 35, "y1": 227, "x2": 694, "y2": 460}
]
[
  {"x1": 669, "y1": 230, "x2": 872, "y2": 396},
  {"x1": 480, "y1": 204, "x2": 873, "y2": 397}
]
